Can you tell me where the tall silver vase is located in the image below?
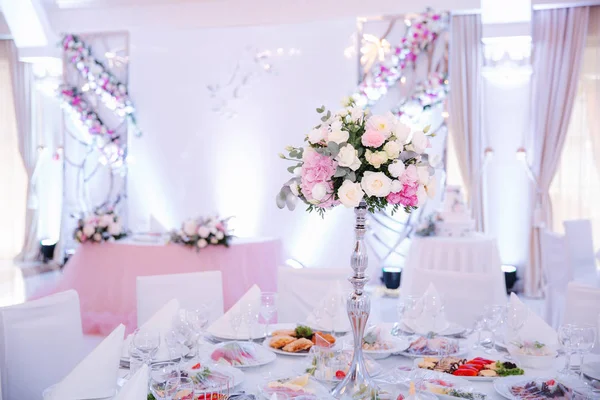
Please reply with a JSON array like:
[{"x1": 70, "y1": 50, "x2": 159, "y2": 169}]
[{"x1": 330, "y1": 201, "x2": 378, "y2": 399}]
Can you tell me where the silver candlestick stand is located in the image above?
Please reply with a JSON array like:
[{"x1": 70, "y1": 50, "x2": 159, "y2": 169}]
[{"x1": 330, "y1": 201, "x2": 378, "y2": 399}]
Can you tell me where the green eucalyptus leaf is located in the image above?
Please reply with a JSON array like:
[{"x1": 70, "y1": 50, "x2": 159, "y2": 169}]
[
  {"x1": 316, "y1": 106, "x2": 325, "y2": 113},
  {"x1": 327, "y1": 141, "x2": 340, "y2": 157},
  {"x1": 347, "y1": 171, "x2": 356, "y2": 182},
  {"x1": 334, "y1": 166, "x2": 347, "y2": 178}
]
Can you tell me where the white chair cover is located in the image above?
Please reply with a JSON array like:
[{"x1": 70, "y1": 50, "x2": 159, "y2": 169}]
[
  {"x1": 0, "y1": 290, "x2": 84, "y2": 400},
  {"x1": 563, "y1": 219, "x2": 599, "y2": 285},
  {"x1": 400, "y1": 267, "x2": 506, "y2": 328},
  {"x1": 564, "y1": 282, "x2": 600, "y2": 354},
  {"x1": 540, "y1": 229, "x2": 572, "y2": 328},
  {"x1": 277, "y1": 267, "x2": 351, "y2": 324},
  {"x1": 137, "y1": 271, "x2": 224, "y2": 326}
]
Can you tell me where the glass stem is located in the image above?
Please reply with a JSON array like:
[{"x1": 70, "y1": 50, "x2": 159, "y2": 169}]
[
  {"x1": 265, "y1": 322, "x2": 270, "y2": 338},
  {"x1": 564, "y1": 351, "x2": 572, "y2": 372},
  {"x1": 579, "y1": 353, "x2": 584, "y2": 378},
  {"x1": 490, "y1": 331, "x2": 496, "y2": 351},
  {"x1": 476, "y1": 330, "x2": 482, "y2": 346}
]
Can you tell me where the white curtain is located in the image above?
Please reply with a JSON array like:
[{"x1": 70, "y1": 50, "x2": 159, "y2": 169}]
[
  {"x1": 0, "y1": 41, "x2": 27, "y2": 259},
  {"x1": 527, "y1": 6, "x2": 590, "y2": 297},
  {"x1": 549, "y1": 6, "x2": 600, "y2": 252},
  {"x1": 448, "y1": 14, "x2": 484, "y2": 231}
]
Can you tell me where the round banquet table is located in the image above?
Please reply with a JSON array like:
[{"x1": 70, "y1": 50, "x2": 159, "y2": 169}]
[
  {"x1": 405, "y1": 235, "x2": 502, "y2": 273},
  {"x1": 33, "y1": 237, "x2": 280, "y2": 335}
]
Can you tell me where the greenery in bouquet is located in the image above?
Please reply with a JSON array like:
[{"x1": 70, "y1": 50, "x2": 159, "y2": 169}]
[
  {"x1": 170, "y1": 216, "x2": 233, "y2": 251},
  {"x1": 73, "y1": 209, "x2": 127, "y2": 243},
  {"x1": 276, "y1": 98, "x2": 436, "y2": 216}
]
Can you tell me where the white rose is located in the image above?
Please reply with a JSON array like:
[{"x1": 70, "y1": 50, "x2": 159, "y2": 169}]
[
  {"x1": 335, "y1": 144, "x2": 361, "y2": 171},
  {"x1": 365, "y1": 149, "x2": 388, "y2": 169},
  {"x1": 293, "y1": 167, "x2": 302, "y2": 176},
  {"x1": 83, "y1": 224, "x2": 95, "y2": 237},
  {"x1": 416, "y1": 184, "x2": 428, "y2": 206},
  {"x1": 93, "y1": 233, "x2": 102, "y2": 241},
  {"x1": 108, "y1": 222, "x2": 122, "y2": 236},
  {"x1": 348, "y1": 106, "x2": 363, "y2": 122},
  {"x1": 361, "y1": 171, "x2": 392, "y2": 197},
  {"x1": 425, "y1": 175, "x2": 437, "y2": 198},
  {"x1": 410, "y1": 131, "x2": 429, "y2": 153},
  {"x1": 302, "y1": 146, "x2": 316, "y2": 161},
  {"x1": 311, "y1": 182, "x2": 327, "y2": 201},
  {"x1": 183, "y1": 219, "x2": 198, "y2": 236},
  {"x1": 391, "y1": 179, "x2": 402, "y2": 193},
  {"x1": 197, "y1": 226, "x2": 211, "y2": 238},
  {"x1": 417, "y1": 165, "x2": 430, "y2": 185},
  {"x1": 328, "y1": 124, "x2": 349, "y2": 144},
  {"x1": 99, "y1": 214, "x2": 113, "y2": 228},
  {"x1": 366, "y1": 112, "x2": 395, "y2": 138},
  {"x1": 393, "y1": 121, "x2": 411, "y2": 143},
  {"x1": 388, "y1": 160, "x2": 406, "y2": 178},
  {"x1": 383, "y1": 140, "x2": 402, "y2": 159},
  {"x1": 337, "y1": 180, "x2": 364, "y2": 208},
  {"x1": 197, "y1": 239, "x2": 208, "y2": 248},
  {"x1": 210, "y1": 237, "x2": 218, "y2": 244},
  {"x1": 215, "y1": 231, "x2": 225, "y2": 240},
  {"x1": 290, "y1": 182, "x2": 300, "y2": 197},
  {"x1": 308, "y1": 127, "x2": 326, "y2": 144}
]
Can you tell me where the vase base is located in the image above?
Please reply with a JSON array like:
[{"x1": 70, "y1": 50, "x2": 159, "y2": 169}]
[{"x1": 330, "y1": 363, "x2": 379, "y2": 399}]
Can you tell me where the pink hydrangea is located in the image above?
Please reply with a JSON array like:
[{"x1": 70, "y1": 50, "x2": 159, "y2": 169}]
[
  {"x1": 386, "y1": 180, "x2": 419, "y2": 207},
  {"x1": 301, "y1": 150, "x2": 339, "y2": 208},
  {"x1": 400, "y1": 164, "x2": 419, "y2": 185}
]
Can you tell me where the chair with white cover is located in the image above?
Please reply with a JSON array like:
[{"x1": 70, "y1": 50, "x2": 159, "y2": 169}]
[
  {"x1": 563, "y1": 219, "x2": 599, "y2": 285},
  {"x1": 399, "y1": 267, "x2": 507, "y2": 328},
  {"x1": 0, "y1": 290, "x2": 84, "y2": 400},
  {"x1": 137, "y1": 271, "x2": 224, "y2": 326},
  {"x1": 277, "y1": 267, "x2": 351, "y2": 324},
  {"x1": 564, "y1": 282, "x2": 600, "y2": 353},
  {"x1": 540, "y1": 229, "x2": 572, "y2": 328}
]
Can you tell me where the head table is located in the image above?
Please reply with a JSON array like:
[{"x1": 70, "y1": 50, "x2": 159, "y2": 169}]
[{"x1": 32, "y1": 237, "x2": 280, "y2": 335}]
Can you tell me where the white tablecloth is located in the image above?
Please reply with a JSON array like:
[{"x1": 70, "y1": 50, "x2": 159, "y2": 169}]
[{"x1": 405, "y1": 235, "x2": 502, "y2": 274}]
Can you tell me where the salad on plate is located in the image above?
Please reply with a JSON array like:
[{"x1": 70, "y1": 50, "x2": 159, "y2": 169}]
[{"x1": 417, "y1": 357, "x2": 524, "y2": 378}]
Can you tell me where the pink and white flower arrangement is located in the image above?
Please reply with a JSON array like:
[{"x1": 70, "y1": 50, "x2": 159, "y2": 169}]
[
  {"x1": 170, "y1": 216, "x2": 233, "y2": 251},
  {"x1": 73, "y1": 210, "x2": 126, "y2": 243},
  {"x1": 276, "y1": 99, "x2": 436, "y2": 215}
]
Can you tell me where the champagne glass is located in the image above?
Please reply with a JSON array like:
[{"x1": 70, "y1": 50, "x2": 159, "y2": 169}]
[
  {"x1": 483, "y1": 305, "x2": 504, "y2": 355},
  {"x1": 150, "y1": 362, "x2": 180, "y2": 400},
  {"x1": 573, "y1": 324, "x2": 596, "y2": 380},
  {"x1": 324, "y1": 293, "x2": 343, "y2": 336},
  {"x1": 133, "y1": 329, "x2": 161, "y2": 364},
  {"x1": 186, "y1": 306, "x2": 210, "y2": 359},
  {"x1": 260, "y1": 292, "x2": 277, "y2": 338},
  {"x1": 241, "y1": 301, "x2": 259, "y2": 341},
  {"x1": 229, "y1": 310, "x2": 243, "y2": 340},
  {"x1": 558, "y1": 323, "x2": 577, "y2": 375}
]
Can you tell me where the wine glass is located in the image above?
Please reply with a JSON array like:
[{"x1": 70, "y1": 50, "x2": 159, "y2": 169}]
[
  {"x1": 397, "y1": 295, "x2": 423, "y2": 337},
  {"x1": 422, "y1": 293, "x2": 445, "y2": 333},
  {"x1": 150, "y1": 362, "x2": 180, "y2": 400},
  {"x1": 172, "y1": 313, "x2": 194, "y2": 356},
  {"x1": 170, "y1": 377, "x2": 194, "y2": 400},
  {"x1": 165, "y1": 329, "x2": 183, "y2": 362},
  {"x1": 260, "y1": 292, "x2": 277, "y2": 338},
  {"x1": 483, "y1": 305, "x2": 504, "y2": 355},
  {"x1": 241, "y1": 301, "x2": 259, "y2": 341},
  {"x1": 186, "y1": 306, "x2": 210, "y2": 358},
  {"x1": 572, "y1": 324, "x2": 596, "y2": 380},
  {"x1": 133, "y1": 329, "x2": 161, "y2": 364},
  {"x1": 324, "y1": 293, "x2": 344, "y2": 336},
  {"x1": 504, "y1": 303, "x2": 528, "y2": 360},
  {"x1": 558, "y1": 323, "x2": 577, "y2": 375},
  {"x1": 472, "y1": 314, "x2": 486, "y2": 350},
  {"x1": 229, "y1": 309, "x2": 243, "y2": 340}
]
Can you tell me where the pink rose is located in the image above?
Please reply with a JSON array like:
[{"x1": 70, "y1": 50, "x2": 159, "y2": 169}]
[
  {"x1": 400, "y1": 164, "x2": 419, "y2": 185},
  {"x1": 386, "y1": 180, "x2": 419, "y2": 207},
  {"x1": 361, "y1": 129, "x2": 386, "y2": 148}
]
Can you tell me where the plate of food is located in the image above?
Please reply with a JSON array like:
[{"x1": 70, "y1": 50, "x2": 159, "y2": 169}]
[
  {"x1": 493, "y1": 376, "x2": 588, "y2": 400},
  {"x1": 390, "y1": 368, "x2": 487, "y2": 399},
  {"x1": 347, "y1": 325, "x2": 410, "y2": 359},
  {"x1": 257, "y1": 373, "x2": 334, "y2": 399},
  {"x1": 399, "y1": 321, "x2": 466, "y2": 337},
  {"x1": 415, "y1": 356, "x2": 525, "y2": 381},
  {"x1": 303, "y1": 349, "x2": 383, "y2": 384},
  {"x1": 398, "y1": 337, "x2": 466, "y2": 358},
  {"x1": 209, "y1": 341, "x2": 275, "y2": 368},
  {"x1": 265, "y1": 325, "x2": 336, "y2": 356},
  {"x1": 507, "y1": 340, "x2": 558, "y2": 370},
  {"x1": 180, "y1": 361, "x2": 244, "y2": 393}
]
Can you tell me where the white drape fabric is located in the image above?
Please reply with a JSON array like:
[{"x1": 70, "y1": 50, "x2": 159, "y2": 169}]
[
  {"x1": 586, "y1": 7, "x2": 600, "y2": 202},
  {"x1": 448, "y1": 14, "x2": 485, "y2": 231},
  {"x1": 563, "y1": 219, "x2": 600, "y2": 285},
  {"x1": 527, "y1": 6, "x2": 590, "y2": 297},
  {"x1": 540, "y1": 229, "x2": 572, "y2": 328},
  {"x1": 564, "y1": 282, "x2": 600, "y2": 353}
]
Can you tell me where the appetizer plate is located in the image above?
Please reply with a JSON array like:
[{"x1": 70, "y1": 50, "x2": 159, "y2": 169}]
[
  {"x1": 303, "y1": 356, "x2": 383, "y2": 384},
  {"x1": 340, "y1": 336, "x2": 410, "y2": 360},
  {"x1": 492, "y1": 376, "x2": 584, "y2": 400},
  {"x1": 181, "y1": 361, "x2": 245, "y2": 392},
  {"x1": 262, "y1": 337, "x2": 335, "y2": 357},
  {"x1": 398, "y1": 344, "x2": 468, "y2": 359},
  {"x1": 399, "y1": 321, "x2": 466, "y2": 337},
  {"x1": 209, "y1": 341, "x2": 276, "y2": 368},
  {"x1": 258, "y1": 374, "x2": 334, "y2": 399},
  {"x1": 412, "y1": 358, "x2": 499, "y2": 382}
]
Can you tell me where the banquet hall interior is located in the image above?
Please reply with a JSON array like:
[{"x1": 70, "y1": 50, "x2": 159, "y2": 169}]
[{"x1": 1, "y1": 0, "x2": 600, "y2": 399}]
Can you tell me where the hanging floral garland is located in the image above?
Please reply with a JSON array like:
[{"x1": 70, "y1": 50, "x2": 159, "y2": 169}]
[
  {"x1": 352, "y1": 9, "x2": 450, "y2": 108},
  {"x1": 59, "y1": 85, "x2": 116, "y2": 137},
  {"x1": 394, "y1": 72, "x2": 449, "y2": 119},
  {"x1": 61, "y1": 34, "x2": 141, "y2": 135}
]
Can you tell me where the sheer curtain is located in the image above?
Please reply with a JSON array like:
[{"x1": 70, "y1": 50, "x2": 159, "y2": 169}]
[
  {"x1": 550, "y1": 6, "x2": 600, "y2": 252},
  {"x1": 448, "y1": 14, "x2": 484, "y2": 230},
  {"x1": 527, "y1": 6, "x2": 590, "y2": 297},
  {"x1": 0, "y1": 41, "x2": 27, "y2": 259}
]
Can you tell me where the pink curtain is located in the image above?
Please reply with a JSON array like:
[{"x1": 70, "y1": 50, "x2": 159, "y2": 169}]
[
  {"x1": 586, "y1": 7, "x2": 600, "y2": 178},
  {"x1": 448, "y1": 14, "x2": 485, "y2": 231},
  {"x1": 527, "y1": 6, "x2": 590, "y2": 297}
]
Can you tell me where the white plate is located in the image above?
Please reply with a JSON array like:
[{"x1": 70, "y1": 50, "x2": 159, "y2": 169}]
[
  {"x1": 303, "y1": 355, "x2": 383, "y2": 384},
  {"x1": 493, "y1": 376, "x2": 582, "y2": 400},
  {"x1": 341, "y1": 337, "x2": 410, "y2": 360},
  {"x1": 582, "y1": 362, "x2": 600, "y2": 382},
  {"x1": 208, "y1": 341, "x2": 276, "y2": 368},
  {"x1": 399, "y1": 344, "x2": 468, "y2": 359},
  {"x1": 400, "y1": 321, "x2": 465, "y2": 337},
  {"x1": 181, "y1": 361, "x2": 244, "y2": 392},
  {"x1": 263, "y1": 337, "x2": 340, "y2": 356},
  {"x1": 412, "y1": 357, "x2": 516, "y2": 381},
  {"x1": 258, "y1": 375, "x2": 334, "y2": 399}
]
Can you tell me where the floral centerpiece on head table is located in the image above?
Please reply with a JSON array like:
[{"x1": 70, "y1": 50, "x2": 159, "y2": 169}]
[
  {"x1": 276, "y1": 98, "x2": 436, "y2": 215},
  {"x1": 170, "y1": 216, "x2": 233, "y2": 251},
  {"x1": 73, "y1": 209, "x2": 127, "y2": 243}
]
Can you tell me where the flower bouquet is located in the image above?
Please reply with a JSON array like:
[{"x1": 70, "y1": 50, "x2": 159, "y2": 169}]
[
  {"x1": 276, "y1": 99, "x2": 436, "y2": 215},
  {"x1": 73, "y1": 210, "x2": 126, "y2": 243},
  {"x1": 170, "y1": 216, "x2": 232, "y2": 251}
]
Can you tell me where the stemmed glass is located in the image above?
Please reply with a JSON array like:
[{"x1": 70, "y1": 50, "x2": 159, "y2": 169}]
[
  {"x1": 572, "y1": 324, "x2": 596, "y2": 380},
  {"x1": 186, "y1": 306, "x2": 210, "y2": 358},
  {"x1": 558, "y1": 324, "x2": 577, "y2": 375},
  {"x1": 324, "y1": 292, "x2": 344, "y2": 336},
  {"x1": 170, "y1": 377, "x2": 194, "y2": 400},
  {"x1": 483, "y1": 305, "x2": 504, "y2": 355},
  {"x1": 133, "y1": 329, "x2": 161, "y2": 364},
  {"x1": 229, "y1": 309, "x2": 243, "y2": 340},
  {"x1": 241, "y1": 301, "x2": 259, "y2": 341},
  {"x1": 150, "y1": 362, "x2": 180, "y2": 400},
  {"x1": 472, "y1": 314, "x2": 486, "y2": 350},
  {"x1": 397, "y1": 295, "x2": 423, "y2": 337},
  {"x1": 260, "y1": 292, "x2": 278, "y2": 338},
  {"x1": 172, "y1": 312, "x2": 194, "y2": 357},
  {"x1": 504, "y1": 303, "x2": 528, "y2": 359},
  {"x1": 422, "y1": 293, "x2": 445, "y2": 333}
]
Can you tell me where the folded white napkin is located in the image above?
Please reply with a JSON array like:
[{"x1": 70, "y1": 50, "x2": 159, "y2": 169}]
[
  {"x1": 48, "y1": 324, "x2": 125, "y2": 399},
  {"x1": 507, "y1": 293, "x2": 558, "y2": 347},
  {"x1": 208, "y1": 285, "x2": 261, "y2": 339},
  {"x1": 113, "y1": 364, "x2": 148, "y2": 400},
  {"x1": 122, "y1": 298, "x2": 180, "y2": 360},
  {"x1": 403, "y1": 283, "x2": 449, "y2": 335},
  {"x1": 306, "y1": 281, "x2": 351, "y2": 332}
]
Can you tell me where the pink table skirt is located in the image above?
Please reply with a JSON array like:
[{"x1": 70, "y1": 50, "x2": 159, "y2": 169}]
[{"x1": 33, "y1": 238, "x2": 280, "y2": 335}]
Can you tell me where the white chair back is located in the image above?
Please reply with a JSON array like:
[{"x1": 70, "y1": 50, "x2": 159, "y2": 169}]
[
  {"x1": 540, "y1": 229, "x2": 572, "y2": 328},
  {"x1": 137, "y1": 271, "x2": 224, "y2": 326},
  {"x1": 564, "y1": 282, "x2": 600, "y2": 353},
  {"x1": 277, "y1": 267, "x2": 351, "y2": 323},
  {"x1": 400, "y1": 267, "x2": 507, "y2": 328},
  {"x1": 563, "y1": 219, "x2": 598, "y2": 284},
  {"x1": 0, "y1": 290, "x2": 84, "y2": 400}
]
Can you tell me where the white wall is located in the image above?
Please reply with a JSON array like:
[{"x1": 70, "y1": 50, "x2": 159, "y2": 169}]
[{"x1": 127, "y1": 19, "x2": 359, "y2": 268}]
